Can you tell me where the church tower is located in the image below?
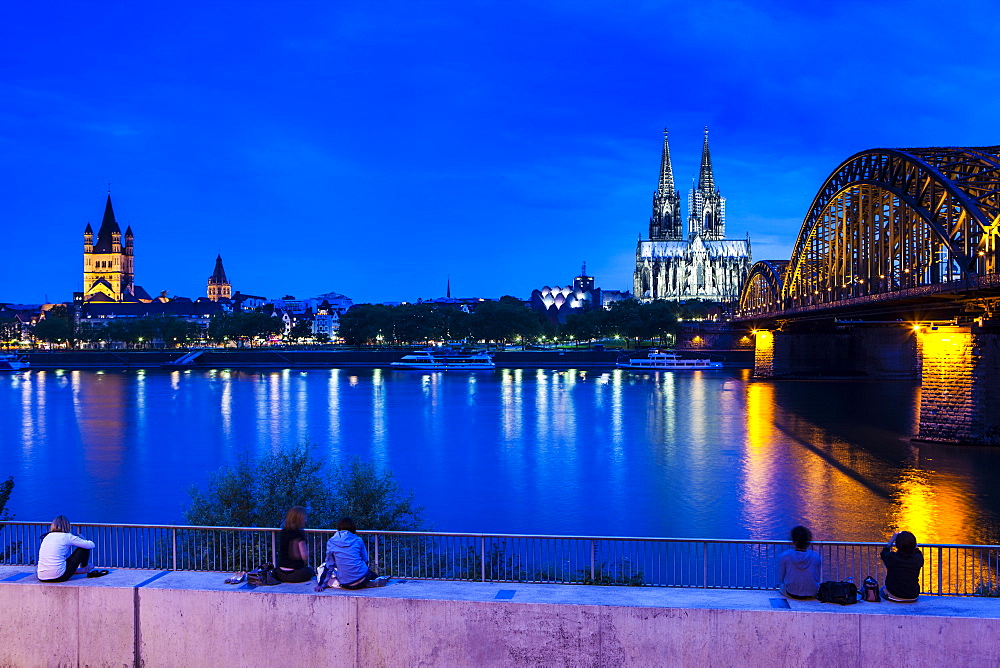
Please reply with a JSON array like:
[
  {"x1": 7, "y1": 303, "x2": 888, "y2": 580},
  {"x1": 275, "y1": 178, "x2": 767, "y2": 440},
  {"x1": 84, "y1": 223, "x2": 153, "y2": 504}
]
[
  {"x1": 207, "y1": 255, "x2": 232, "y2": 301},
  {"x1": 687, "y1": 129, "x2": 726, "y2": 240},
  {"x1": 83, "y1": 195, "x2": 135, "y2": 302},
  {"x1": 649, "y1": 130, "x2": 683, "y2": 241}
]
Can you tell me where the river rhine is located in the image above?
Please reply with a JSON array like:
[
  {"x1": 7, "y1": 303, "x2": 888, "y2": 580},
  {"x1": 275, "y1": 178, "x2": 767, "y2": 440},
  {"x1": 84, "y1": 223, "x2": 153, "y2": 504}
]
[{"x1": 2, "y1": 367, "x2": 999, "y2": 544}]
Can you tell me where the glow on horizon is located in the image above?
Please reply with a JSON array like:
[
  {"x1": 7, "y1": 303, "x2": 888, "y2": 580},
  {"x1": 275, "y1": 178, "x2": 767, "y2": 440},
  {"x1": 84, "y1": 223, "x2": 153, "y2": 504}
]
[{"x1": 3, "y1": 1, "x2": 999, "y2": 305}]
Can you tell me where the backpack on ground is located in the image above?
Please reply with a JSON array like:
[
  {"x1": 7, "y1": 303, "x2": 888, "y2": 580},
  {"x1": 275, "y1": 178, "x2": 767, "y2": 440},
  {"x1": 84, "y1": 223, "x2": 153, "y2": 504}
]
[
  {"x1": 818, "y1": 580, "x2": 860, "y2": 605},
  {"x1": 862, "y1": 576, "x2": 881, "y2": 602},
  {"x1": 247, "y1": 563, "x2": 279, "y2": 586}
]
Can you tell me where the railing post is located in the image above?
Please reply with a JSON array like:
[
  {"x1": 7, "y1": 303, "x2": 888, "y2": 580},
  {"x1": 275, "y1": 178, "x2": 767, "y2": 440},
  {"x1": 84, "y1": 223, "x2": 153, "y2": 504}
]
[
  {"x1": 172, "y1": 528, "x2": 177, "y2": 571},
  {"x1": 480, "y1": 536, "x2": 486, "y2": 582},
  {"x1": 590, "y1": 540, "x2": 596, "y2": 582},
  {"x1": 374, "y1": 534, "x2": 380, "y2": 571},
  {"x1": 938, "y1": 546, "x2": 944, "y2": 595},
  {"x1": 271, "y1": 530, "x2": 277, "y2": 566},
  {"x1": 703, "y1": 542, "x2": 708, "y2": 588}
]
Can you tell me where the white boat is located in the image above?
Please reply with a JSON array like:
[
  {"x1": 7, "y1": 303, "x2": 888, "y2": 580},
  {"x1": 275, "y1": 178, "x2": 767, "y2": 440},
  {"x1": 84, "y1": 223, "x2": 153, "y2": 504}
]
[
  {"x1": 391, "y1": 350, "x2": 495, "y2": 370},
  {"x1": 0, "y1": 353, "x2": 30, "y2": 371},
  {"x1": 617, "y1": 349, "x2": 722, "y2": 370}
]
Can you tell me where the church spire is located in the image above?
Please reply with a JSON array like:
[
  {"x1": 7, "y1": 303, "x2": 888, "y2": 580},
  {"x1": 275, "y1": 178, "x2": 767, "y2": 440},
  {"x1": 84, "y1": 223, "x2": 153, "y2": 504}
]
[
  {"x1": 688, "y1": 127, "x2": 725, "y2": 240},
  {"x1": 93, "y1": 194, "x2": 121, "y2": 253},
  {"x1": 207, "y1": 254, "x2": 232, "y2": 302},
  {"x1": 657, "y1": 128, "x2": 675, "y2": 194},
  {"x1": 649, "y1": 128, "x2": 683, "y2": 241},
  {"x1": 698, "y1": 127, "x2": 715, "y2": 193},
  {"x1": 210, "y1": 254, "x2": 228, "y2": 284}
]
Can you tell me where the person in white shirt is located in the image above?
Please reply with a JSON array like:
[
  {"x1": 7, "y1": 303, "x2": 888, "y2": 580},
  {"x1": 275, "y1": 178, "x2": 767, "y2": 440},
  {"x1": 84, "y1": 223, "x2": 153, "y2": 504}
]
[{"x1": 37, "y1": 515, "x2": 98, "y2": 582}]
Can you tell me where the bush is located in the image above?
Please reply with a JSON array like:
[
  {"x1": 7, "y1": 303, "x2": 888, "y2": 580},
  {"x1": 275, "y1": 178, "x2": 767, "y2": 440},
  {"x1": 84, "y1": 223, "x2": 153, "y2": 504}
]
[
  {"x1": 184, "y1": 445, "x2": 423, "y2": 531},
  {"x1": 0, "y1": 476, "x2": 20, "y2": 563}
]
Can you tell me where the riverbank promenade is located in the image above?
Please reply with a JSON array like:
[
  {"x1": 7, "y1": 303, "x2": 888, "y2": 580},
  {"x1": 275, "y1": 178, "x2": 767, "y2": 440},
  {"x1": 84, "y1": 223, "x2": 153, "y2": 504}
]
[{"x1": 2, "y1": 564, "x2": 997, "y2": 666}]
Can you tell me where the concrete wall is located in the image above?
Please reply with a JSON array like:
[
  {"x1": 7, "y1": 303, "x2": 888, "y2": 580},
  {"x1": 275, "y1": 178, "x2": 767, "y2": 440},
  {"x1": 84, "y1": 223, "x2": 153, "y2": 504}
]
[{"x1": 3, "y1": 573, "x2": 999, "y2": 667}]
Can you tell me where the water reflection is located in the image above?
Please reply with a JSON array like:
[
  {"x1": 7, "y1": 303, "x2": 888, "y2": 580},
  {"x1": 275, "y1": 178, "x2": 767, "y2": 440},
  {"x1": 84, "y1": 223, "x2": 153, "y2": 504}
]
[{"x1": 1, "y1": 368, "x2": 999, "y2": 543}]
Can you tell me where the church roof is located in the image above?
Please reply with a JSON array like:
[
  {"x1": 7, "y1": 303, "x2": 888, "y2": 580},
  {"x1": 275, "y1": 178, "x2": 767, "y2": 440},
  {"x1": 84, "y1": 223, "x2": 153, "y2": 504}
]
[
  {"x1": 638, "y1": 238, "x2": 751, "y2": 259},
  {"x1": 209, "y1": 255, "x2": 229, "y2": 284},
  {"x1": 93, "y1": 195, "x2": 122, "y2": 253},
  {"x1": 85, "y1": 289, "x2": 117, "y2": 303}
]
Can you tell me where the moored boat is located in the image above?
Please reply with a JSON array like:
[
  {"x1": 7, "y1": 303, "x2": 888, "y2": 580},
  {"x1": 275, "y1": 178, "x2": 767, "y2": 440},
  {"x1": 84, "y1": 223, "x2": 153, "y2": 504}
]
[
  {"x1": 0, "y1": 353, "x2": 30, "y2": 371},
  {"x1": 390, "y1": 350, "x2": 495, "y2": 370},
  {"x1": 617, "y1": 349, "x2": 722, "y2": 370}
]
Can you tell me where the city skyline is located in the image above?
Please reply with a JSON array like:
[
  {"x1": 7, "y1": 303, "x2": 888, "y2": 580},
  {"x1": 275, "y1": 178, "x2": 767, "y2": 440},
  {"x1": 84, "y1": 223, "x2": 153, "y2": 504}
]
[{"x1": 3, "y1": 1, "x2": 999, "y2": 305}]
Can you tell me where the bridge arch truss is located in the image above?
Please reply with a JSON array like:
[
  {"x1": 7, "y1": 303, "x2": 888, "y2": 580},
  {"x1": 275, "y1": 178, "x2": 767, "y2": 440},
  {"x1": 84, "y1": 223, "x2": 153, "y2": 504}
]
[{"x1": 739, "y1": 146, "x2": 1000, "y2": 317}]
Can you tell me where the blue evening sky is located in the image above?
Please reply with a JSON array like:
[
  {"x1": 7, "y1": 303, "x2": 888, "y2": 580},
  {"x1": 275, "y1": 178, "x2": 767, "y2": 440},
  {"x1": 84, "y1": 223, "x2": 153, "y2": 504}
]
[{"x1": 3, "y1": 1, "x2": 998, "y2": 305}]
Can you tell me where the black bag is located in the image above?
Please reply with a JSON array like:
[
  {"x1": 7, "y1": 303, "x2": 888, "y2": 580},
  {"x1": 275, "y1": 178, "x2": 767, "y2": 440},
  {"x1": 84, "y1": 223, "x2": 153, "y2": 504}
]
[
  {"x1": 247, "y1": 563, "x2": 279, "y2": 586},
  {"x1": 862, "y1": 576, "x2": 881, "y2": 602},
  {"x1": 818, "y1": 580, "x2": 860, "y2": 605}
]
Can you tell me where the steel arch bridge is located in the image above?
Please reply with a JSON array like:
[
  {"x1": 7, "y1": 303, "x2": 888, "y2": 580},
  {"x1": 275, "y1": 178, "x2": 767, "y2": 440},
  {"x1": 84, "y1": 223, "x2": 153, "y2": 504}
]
[{"x1": 737, "y1": 145, "x2": 1000, "y2": 320}]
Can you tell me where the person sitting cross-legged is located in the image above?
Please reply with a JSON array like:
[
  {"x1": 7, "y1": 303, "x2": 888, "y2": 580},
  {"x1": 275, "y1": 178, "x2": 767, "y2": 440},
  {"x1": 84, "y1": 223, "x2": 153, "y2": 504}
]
[
  {"x1": 314, "y1": 517, "x2": 388, "y2": 591},
  {"x1": 778, "y1": 525, "x2": 822, "y2": 599}
]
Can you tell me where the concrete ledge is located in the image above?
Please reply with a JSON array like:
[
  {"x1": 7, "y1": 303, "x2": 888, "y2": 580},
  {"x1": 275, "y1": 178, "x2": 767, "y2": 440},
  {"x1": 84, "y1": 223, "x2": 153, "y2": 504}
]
[{"x1": 2, "y1": 566, "x2": 999, "y2": 666}]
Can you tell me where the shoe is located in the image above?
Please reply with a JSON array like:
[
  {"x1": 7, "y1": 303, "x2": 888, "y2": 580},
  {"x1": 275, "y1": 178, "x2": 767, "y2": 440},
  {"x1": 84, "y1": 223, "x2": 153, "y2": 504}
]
[
  {"x1": 86, "y1": 569, "x2": 109, "y2": 578},
  {"x1": 368, "y1": 576, "x2": 390, "y2": 587},
  {"x1": 225, "y1": 571, "x2": 246, "y2": 584}
]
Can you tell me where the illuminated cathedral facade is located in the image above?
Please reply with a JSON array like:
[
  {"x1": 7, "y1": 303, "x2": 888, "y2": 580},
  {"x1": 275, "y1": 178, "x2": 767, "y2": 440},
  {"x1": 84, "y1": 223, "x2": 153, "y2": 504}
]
[{"x1": 633, "y1": 129, "x2": 752, "y2": 303}]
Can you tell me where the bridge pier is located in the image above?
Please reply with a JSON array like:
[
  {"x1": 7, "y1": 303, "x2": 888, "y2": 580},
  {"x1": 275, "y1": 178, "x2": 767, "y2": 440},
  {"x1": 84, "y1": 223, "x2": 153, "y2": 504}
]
[
  {"x1": 751, "y1": 325, "x2": 1000, "y2": 445},
  {"x1": 752, "y1": 327, "x2": 917, "y2": 379},
  {"x1": 916, "y1": 327, "x2": 1000, "y2": 446}
]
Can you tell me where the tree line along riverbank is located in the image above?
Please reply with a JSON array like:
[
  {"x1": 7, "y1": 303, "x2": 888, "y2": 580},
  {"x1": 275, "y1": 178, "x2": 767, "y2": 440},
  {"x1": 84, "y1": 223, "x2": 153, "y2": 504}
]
[{"x1": 14, "y1": 349, "x2": 754, "y2": 370}]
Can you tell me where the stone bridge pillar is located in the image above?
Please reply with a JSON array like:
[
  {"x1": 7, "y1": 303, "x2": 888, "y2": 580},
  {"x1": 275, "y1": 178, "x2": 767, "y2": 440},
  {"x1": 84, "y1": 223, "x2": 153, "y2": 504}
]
[
  {"x1": 752, "y1": 327, "x2": 917, "y2": 380},
  {"x1": 916, "y1": 327, "x2": 1000, "y2": 445}
]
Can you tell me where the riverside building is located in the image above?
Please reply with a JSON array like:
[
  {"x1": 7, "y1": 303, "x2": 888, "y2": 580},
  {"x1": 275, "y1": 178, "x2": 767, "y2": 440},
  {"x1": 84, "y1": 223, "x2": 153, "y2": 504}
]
[{"x1": 633, "y1": 129, "x2": 752, "y2": 303}]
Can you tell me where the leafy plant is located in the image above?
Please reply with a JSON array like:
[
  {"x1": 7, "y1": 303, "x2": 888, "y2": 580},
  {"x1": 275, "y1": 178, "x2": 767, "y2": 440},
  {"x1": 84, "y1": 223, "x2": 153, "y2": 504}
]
[
  {"x1": 184, "y1": 445, "x2": 423, "y2": 531},
  {"x1": 0, "y1": 476, "x2": 21, "y2": 563}
]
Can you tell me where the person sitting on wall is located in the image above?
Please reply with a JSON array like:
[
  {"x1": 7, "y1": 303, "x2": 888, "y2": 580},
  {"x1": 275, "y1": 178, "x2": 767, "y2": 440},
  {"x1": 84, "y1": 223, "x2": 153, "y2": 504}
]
[
  {"x1": 314, "y1": 517, "x2": 388, "y2": 591},
  {"x1": 778, "y1": 525, "x2": 822, "y2": 599},
  {"x1": 272, "y1": 506, "x2": 315, "y2": 583},
  {"x1": 881, "y1": 531, "x2": 923, "y2": 602},
  {"x1": 37, "y1": 515, "x2": 106, "y2": 582}
]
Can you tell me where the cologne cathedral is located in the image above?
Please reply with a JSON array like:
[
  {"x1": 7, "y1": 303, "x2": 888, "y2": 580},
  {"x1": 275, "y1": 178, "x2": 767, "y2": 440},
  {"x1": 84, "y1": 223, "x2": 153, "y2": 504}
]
[{"x1": 633, "y1": 129, "x2": 752, "y2": 303}]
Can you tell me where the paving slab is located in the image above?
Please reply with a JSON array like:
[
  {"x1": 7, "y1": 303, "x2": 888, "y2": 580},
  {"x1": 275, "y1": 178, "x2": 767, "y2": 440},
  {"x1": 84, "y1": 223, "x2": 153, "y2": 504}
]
[{"x1": 134, "y1": 571, "x2": 1000, "y2": 619}]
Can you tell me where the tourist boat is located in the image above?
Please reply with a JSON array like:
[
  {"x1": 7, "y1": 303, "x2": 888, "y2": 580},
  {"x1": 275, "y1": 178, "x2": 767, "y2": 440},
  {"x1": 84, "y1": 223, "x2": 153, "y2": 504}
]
[
  {"x1": 617, "y1": 349, "x2": 722, "y2": 370},
  {"x1": 390, "y1": 350, "x2": 495, "y2": 370},
  {"x1": 0, "y1": 353, "x2": 30, "y2": 371}
]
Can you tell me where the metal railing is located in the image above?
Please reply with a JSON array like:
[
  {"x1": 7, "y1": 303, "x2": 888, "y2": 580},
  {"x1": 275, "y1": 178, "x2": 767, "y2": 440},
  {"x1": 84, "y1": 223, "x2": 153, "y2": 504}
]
[{"x1": 3, "y1": 522, "x2": 999, "y2": 596}]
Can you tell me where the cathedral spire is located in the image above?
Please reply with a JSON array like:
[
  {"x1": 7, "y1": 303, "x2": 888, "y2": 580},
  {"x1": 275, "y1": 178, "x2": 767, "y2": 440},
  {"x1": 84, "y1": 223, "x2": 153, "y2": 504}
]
[
  {"x1": 658, "y1": 129, "x2": 675, "y2": 194},
  {"x1": 698, "y1": 127, "x2": 715, "y2": 193},
  {"x1": 649, "y1": 128, "x2": 683, "y2": 241}
]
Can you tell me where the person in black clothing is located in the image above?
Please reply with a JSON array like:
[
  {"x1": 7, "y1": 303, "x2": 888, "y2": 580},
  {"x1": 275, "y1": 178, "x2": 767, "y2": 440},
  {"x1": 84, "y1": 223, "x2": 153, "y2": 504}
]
[
  {"x1": 880, "y1": 530, "x2": 923, "y2": 601},
  {"x1": 272, "y1": 506, "x2": 314, "y2": 583}
]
